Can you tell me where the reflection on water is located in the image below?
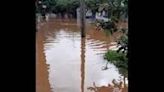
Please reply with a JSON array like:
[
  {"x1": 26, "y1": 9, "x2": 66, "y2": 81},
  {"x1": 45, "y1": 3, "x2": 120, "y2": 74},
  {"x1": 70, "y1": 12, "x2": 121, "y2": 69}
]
[
  {"x1": 81, "y1": 37, "x2": 86, "y2": 92},
  {"x1": 87, "y1": 81, "x2": 128, "y2": 92},
  {"x1": 36, "y1": 24, "x2": 51, "y2": 92},
  {"x1": 36, "y1": 19, "x2": 127, "y2": 92}
]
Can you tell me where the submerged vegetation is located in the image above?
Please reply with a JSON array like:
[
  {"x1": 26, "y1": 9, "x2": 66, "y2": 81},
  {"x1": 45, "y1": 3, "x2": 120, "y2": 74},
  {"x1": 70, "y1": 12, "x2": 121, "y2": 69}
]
[
  {"x1": 102, "y1": 0, "x2": 128, "y2": 76},
  {"x1": 104, "y1": 33, "x2": 128, "y2": 86}
]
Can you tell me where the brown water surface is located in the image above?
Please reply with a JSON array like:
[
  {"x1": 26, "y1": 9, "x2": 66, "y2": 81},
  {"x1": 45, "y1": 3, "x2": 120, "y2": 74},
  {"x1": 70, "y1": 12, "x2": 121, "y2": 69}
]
[{"x1": 36, "y1": 19, "x2": 127, "y2": 92}]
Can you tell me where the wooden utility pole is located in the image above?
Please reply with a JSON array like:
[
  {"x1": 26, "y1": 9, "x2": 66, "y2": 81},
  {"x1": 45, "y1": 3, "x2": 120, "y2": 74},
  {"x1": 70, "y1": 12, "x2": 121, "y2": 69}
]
[
  {"x1": 80, "y1": 0, "x2": 86, "y2": 37},
  {"x1": 80, "y1": 1, "x2": 86, "y2": 91}
]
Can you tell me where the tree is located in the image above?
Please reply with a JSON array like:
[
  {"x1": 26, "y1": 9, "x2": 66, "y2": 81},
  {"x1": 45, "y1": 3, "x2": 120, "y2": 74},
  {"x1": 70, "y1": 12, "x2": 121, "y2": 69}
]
[
  {"x1": 48, "y1": 0, "x2": 57, "y2": 12},
  {"x1": 117, "y1": 32, "x2": 128, "y2": 54},
  {"x1": 35, "y1": 0, "x2": 80, "y2": 18},
  {"x1": 85, "y1": 0, "x2": 99, "y2": 17},
  {"x1": 108, "y1": 0, "x2": 128, "y2": 20}
]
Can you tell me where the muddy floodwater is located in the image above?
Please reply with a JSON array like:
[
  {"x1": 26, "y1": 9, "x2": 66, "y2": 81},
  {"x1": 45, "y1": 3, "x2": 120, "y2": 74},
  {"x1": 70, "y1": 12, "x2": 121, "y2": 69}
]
[{"x1": 36, "y1": 19, "x2": 128, "y2": 92}]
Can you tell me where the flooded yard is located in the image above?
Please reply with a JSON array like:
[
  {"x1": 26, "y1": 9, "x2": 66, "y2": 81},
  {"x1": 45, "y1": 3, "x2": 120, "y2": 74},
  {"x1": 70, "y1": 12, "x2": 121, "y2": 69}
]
[{"x1": 36, "y1": 19, "x2": 127, "y2": 92}]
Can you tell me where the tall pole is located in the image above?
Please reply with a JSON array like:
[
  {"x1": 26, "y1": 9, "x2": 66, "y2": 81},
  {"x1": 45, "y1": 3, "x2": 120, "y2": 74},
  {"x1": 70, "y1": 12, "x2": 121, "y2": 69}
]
[
  {"x1": 80, "y1": 0, "x2": 86, "y2": 37},
  {"x1": 80, "y1": 0, "x2": 86, "y2": 91}
]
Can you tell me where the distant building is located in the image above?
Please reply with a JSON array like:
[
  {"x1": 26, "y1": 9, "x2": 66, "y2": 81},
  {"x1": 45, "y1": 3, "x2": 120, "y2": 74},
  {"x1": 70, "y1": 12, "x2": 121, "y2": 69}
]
[{"x1": 86, "y1": 9, "x2": 92, "y2": 18}]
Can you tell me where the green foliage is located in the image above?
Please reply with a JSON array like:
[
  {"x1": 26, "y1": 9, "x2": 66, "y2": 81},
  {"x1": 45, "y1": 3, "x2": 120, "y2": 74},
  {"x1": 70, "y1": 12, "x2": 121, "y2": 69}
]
[
  {"x1": 104, "y1": 50, "x2": 128, "y2": 78},
  {"x1": 95, "y1": 0, "x2": 128, "y2": 32},
  {"x1": 109, "y1": 0, "x2": 128, "y2": 19},
  {"x1": 104, "y1": 50, "x2": 127, "y2": 62},
  {"x1": 36, "y1": 0, "x2": 79, "y2": 14},
  {"x1": 119, "y1": 34, "x2": 128, "y2": 44},
  {"x1": 97, "y1": 20, "x2": 117, "y2": 34},
  {"x1": 85, "y1": 0, "x2": 98, "y2": 13},
  {"x1": 118, "y1": 67, "x2": 128, "y2": 77},
  {"x1": 104, "y1": 31, "x2": 128, "y2": 78}
]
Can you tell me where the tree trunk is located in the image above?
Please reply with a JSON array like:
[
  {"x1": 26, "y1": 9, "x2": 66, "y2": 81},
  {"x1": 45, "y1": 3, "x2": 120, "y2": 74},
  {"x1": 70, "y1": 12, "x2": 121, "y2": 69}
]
[{"x1": 123, "y1": 76, "x2": 126, "y2": 88}]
